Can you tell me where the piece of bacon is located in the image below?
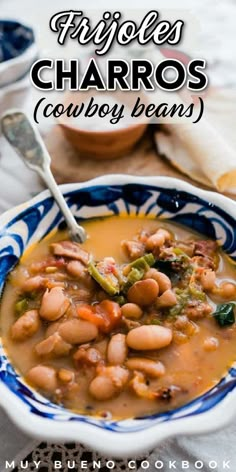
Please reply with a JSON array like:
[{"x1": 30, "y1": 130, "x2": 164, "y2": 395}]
[
  {"x1": 121, "y1": 240, "x2": 145, "y2": 261},
  {"x1": 194, "y1": 240, "x2": 218, "y2": 260},
  {"x1": 73, "y1": 347, "x2": 102, "y2": 367},
  {"x1": 50, "y1": 241, "x2": 89, "y2": 265},
  {"x1": 193, "y1": 240, "x2": 218, "y2": 270}
]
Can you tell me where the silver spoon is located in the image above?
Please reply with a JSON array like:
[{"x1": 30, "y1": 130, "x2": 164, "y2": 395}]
[{"x1": 1, "y1": 110, "x2": 87, "y2": 243}]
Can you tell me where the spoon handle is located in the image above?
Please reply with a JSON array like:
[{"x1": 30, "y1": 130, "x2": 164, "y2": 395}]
[
  {"x1": 1, "y1": 110, "x2": 87, "y2": 243},
  {"x1": 41, "y1": 165, "x2": 87, "y2": 243}
]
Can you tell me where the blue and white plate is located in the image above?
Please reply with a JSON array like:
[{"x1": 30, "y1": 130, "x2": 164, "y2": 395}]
[
  {"x1": 0, "y1": 175, "x2": 236, "y2": 457},
  {"x1": 0, "y1": 20, "x2": 37, "y2": 89}
]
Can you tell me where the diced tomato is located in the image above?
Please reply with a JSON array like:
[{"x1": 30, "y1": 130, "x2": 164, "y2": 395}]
[
  {"x1": 54, "y1": 257, "x2": 66, "y2": 268},
  {"x1": 108, "y1": 264, "x2": 116, "y2": 274},
  {"x1": 77, "y1": 304, "x2": 105, "y2": 330},
  {"x1": 77, "y1": 300, "x2": 122, "y2": 333},
  {"x1": 97, "y1": 300, "x2": 122, "y2": 331}
]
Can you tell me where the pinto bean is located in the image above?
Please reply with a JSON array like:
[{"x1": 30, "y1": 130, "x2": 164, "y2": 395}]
[
  {"x1": 89, "y1": 366, "x2": 129, "y2": 400},
  {"x1": 156, "y1": 289, "x2": 177, "y2": 308},
  {"x1": 67, "y1": 261, "x2": 95, "y2": 289},
  {"x1": 39, "y1": 287, "x2": 70, "y2": 321},
  {"x1": 204, "y1": 337, "x2": 219, "y2": 351},
  {"x1": 59, "y1": 319, "x2": 98, "y2": 344},
  {"x1": 126, "y1": 325, "x2": 172, "y2": 350},
  {"x1": 45, "y1": 322, "x2": 60, "y2": 338},
  {"x1": 27, "y1": 365, "x2": 57, "y2": 392},
  {"x1": 35, "y1": 333, "x2": 72, "y2": 357},
  {"x1": 58, "y1": 369, "x2": 75, "y2": 383},
  {"x1": 146, "y1": 233, "x2": 165, "y2": 251},
  {"x1": 11, "y1": 310, "x2": 41, "y2": 341},
  {"x1": 46, "y1": 280, "x2": 65, "y2": 289},
  {"x1": 127, "y1": 279, "x2": 159, "y2": 306},
  {"x1": 144, "y1": 269, "x2": 171, "y2": 294},
  {"x1": 146, "y1": 229, "x2": 171, "y2": 251},
  {"x1": 107, "y1": 334, "x2": 128, "y2": 365},
  {"x1": 217, "y1": 282, "x2": 236, "y2": 300},
  {"x1": 22, "y1": 276, "x2": 45, "y2": 292},
  {"x1": 67, "y1": 260, "x2": 86, "y2": 277},
  {"x1": 45, "y1": 266, "x2": 58, "y2": 274},
  {"x1": 93, "y1": 339, "x2": 108, "y2": 357},
  {"x1": 121, "y1": 303, "x2": 143, "y2": 320},
  {"x1": 200, "y1": 269, "x2": 216, "y2": 291},
  {"x1": 89, "y1": 375, "x2": 117, "y2": 400},
  {"x1": 157, "y1": 228, "x2": 171, "y2": 241},
  {"x1": 126, "y1": 358, "x2": 165, "y2": 377}
]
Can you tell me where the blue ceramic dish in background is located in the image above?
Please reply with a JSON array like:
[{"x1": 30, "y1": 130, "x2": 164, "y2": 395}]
[
  {"x1": 0, "y1": 175, "x2": 236, "y2": 457},
  {"x1": 0, "y1": 20, "x2": 37, "y2": 89},
  {"x1": 0, "y1": 20, "x2": 34, "y2": 63}
]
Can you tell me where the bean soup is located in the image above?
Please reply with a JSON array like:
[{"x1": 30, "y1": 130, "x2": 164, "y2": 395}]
[{"x1": 1, "y1": 216, "x2": 236, "y2": 419}]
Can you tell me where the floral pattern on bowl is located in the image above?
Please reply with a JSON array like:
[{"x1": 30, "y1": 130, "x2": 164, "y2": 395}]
[{"x1": 0, "y1": 175, "x2": 236, "y2": 457}]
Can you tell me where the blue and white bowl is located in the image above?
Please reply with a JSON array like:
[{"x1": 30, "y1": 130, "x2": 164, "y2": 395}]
[
  {"x1": 0, "y1": 20, "x2": 37, "y2": 89},
  {"x1": 0, "y1": 175, "x2": 236, "y2": 457}
]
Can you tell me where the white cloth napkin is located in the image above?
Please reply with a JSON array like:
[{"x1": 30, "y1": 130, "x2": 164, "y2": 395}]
[
  {"x1": 0, "y1": 411, "x2": 38, "y2": 472},
  {"x1": 155, "y1": 88, "x2": 236, "y2": 196},
  {"x1": 145, "y1": 423, "x2": 236, "y2": 472}
]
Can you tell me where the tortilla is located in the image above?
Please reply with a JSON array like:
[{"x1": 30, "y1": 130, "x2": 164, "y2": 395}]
[{"x1": 155, "y1": 89, "x2": 236, "y2": 194}]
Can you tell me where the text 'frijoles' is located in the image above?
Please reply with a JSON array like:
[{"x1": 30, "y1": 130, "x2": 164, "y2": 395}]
[{"x1": 50, "y1": 10, "x2": 184, "y2": 55}]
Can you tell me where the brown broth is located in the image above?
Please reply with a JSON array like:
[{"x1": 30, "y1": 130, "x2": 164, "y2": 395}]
[{"x1": 1, "y1": 215, "x2": 236, "y2": 420}]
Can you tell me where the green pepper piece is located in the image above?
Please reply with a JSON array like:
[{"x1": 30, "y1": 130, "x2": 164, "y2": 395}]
[
  {"x1": 172, "y1": 247, "x2": 190, "y2": 260},
  {"x1": 122, "y1": 267, "x2": 144, "y2": 294},
  {"x1": 122, "y1": 254, "x2": 155, "y2": 294},
  {"x1": 143, "y1": 253, "x2": 156, "y2": 266},
  {"x1": 15, "y1": 298, "x2": 28, "y2": 316},
  {"x1": 169, "y1": 286, "x2": 196, "y2": 318},
  {"x1": 112, "y1": 295, "x2": 126, "y2": 306},
  {"x1": 169, "y1": 294, "x2": 187, "y2": 318},
  {"x1": 213, "y1": 303, "x2": 235, "y2": 327},
  {"x1": 189, "y1": 284, "x2": 206, "y2": 302},
  {"x1": 88, "y1": 261, "x2": 120, "y2": 296},
  {"x1": 125, "y1": 253, "x2": 155, "y2": 273},
  {"x1": 146, "y1": 317, "x2": 162, "y2": 325}
]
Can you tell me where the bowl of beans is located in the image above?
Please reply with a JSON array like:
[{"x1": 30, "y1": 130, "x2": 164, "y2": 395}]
[{"x1": 0, "y1": 175, "x2": 236, "y2": 457}]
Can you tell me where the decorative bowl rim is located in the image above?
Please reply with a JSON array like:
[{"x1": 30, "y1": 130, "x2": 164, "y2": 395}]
[{"x1": 0, "y1": 174, "x2": 236, "y2": 458}]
